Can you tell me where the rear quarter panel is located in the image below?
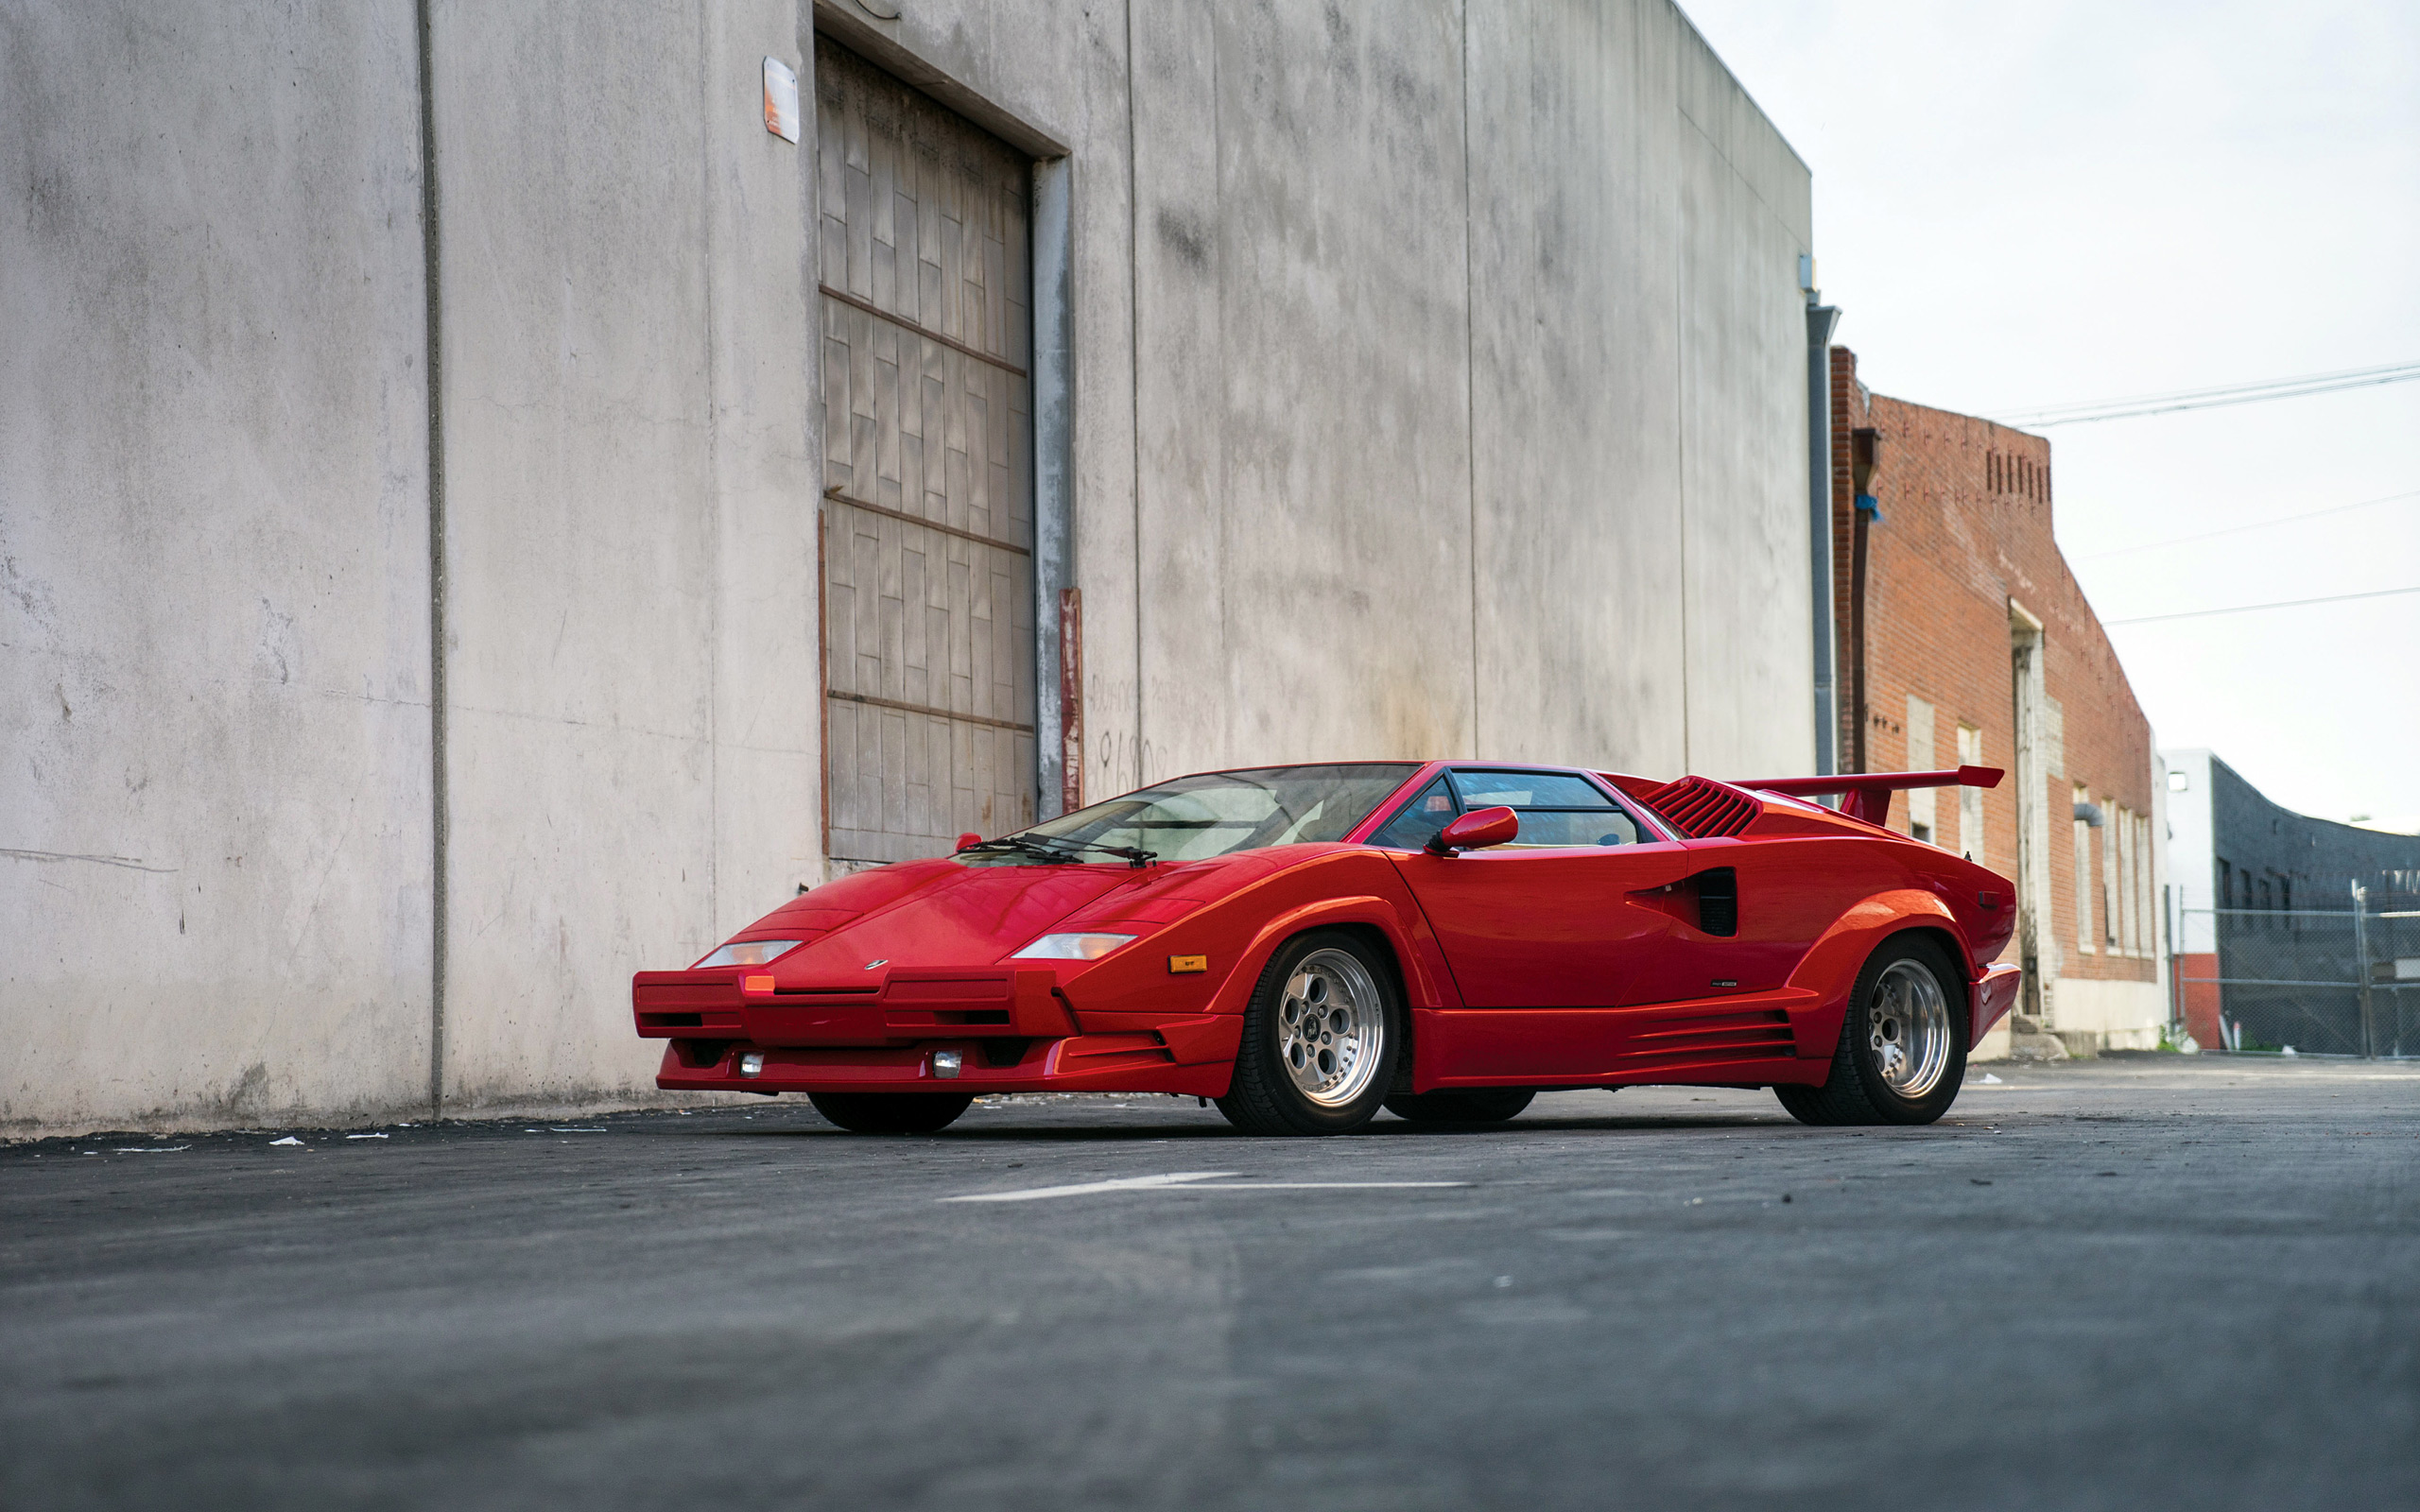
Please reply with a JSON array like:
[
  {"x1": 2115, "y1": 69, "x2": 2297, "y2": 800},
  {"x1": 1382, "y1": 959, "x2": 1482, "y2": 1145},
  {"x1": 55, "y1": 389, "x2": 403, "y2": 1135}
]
[{"x1": 1773, "y1": 832, "x2": 2015, "y2": 1057}]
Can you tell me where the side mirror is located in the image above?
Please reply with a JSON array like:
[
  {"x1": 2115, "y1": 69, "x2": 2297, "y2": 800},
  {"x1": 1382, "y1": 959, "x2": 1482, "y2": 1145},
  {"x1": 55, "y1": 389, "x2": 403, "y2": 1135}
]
[
  {"x1": 1428, "y1": 805, "x2": 1519, "y2": 855},
  {"x1": 955, "y1": 832, "x2": 984, "y2": 852}
]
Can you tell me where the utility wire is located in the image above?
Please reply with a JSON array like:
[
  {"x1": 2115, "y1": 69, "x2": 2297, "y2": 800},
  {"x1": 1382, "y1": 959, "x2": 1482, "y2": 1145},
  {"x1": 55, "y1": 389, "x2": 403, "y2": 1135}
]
[
  {"x1": 1991, "y1": 360, "x2": 2420, "y2": 428},
  {"x1": 2012, "y1": 359, "x2": 2419, "y2": 414},
  {"x1": 2073, "y1": 487, "x2": 2420, "y2": 561},
  {"x1": 2103, "y1": 583, "x2": 2420, "y2": 627}
]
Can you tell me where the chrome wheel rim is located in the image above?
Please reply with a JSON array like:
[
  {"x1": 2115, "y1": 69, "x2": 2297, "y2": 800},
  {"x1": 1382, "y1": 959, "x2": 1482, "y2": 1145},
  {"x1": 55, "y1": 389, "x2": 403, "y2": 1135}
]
[
  {"x1": 1868, "y1": 958, "x2": 1953, "y2": 1098},
  {"x1": 1276, "y1": 949, "x2": 1386, "y2": 1108}
]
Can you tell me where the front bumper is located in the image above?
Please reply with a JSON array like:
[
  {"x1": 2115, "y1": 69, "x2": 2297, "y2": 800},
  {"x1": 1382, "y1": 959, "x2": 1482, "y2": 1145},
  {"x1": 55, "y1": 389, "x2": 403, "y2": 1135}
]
[{"x1": 635, "y1": 965, "x2": 1241, "y2": 1097}]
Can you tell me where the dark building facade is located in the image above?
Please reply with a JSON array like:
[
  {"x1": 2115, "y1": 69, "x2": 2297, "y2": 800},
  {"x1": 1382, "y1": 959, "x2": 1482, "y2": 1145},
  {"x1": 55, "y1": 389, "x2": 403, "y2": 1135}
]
[{"x1": 2167, "y1": 750, "x2": 2420, "y2": 1057}]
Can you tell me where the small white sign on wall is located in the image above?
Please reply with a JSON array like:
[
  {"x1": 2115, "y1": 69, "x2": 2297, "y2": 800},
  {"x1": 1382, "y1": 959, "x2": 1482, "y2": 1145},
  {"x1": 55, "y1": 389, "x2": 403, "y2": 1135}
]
[{"x1": 763, "y1": 57, "x2": 800, "y2": 143}]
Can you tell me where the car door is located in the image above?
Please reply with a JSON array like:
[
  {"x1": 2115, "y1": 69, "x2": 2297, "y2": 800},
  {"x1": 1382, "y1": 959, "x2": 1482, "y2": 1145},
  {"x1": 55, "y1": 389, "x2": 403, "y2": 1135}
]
[{"x1": 1375, "y1": 770, "x2": 1695, "y2": 1077}]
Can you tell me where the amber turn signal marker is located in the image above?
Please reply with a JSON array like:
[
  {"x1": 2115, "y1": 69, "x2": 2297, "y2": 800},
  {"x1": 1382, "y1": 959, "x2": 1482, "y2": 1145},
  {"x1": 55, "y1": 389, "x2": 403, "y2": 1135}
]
[
  {"x1": 743, "y1": 974, "x2": 776, "y2": 992},
  {"x1": 1167, "y1": 954, "x2": 1207, "y2": 974}
]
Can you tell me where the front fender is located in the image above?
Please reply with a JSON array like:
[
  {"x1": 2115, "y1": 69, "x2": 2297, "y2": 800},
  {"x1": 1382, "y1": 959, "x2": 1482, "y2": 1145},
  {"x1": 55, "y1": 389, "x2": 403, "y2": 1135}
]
[
  {"x1": 1060, "y1": 853, "x2": 1457, "y2": 1035},
  {"x1": 1205, "y1": 893, "x2": 1454, "y2": 1019},
  {"x1": 1787, "y1": 888, "x2": 1974, "y2": 1058}
]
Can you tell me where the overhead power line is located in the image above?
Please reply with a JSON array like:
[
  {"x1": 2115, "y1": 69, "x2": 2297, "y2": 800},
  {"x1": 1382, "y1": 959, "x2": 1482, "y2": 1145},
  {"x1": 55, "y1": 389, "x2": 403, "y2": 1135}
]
[
  {"x1": 2103, "y1": 583, "x2": 2420, "y2": 627},
  {"x1": 1991, "y1": 360, "x2": 2420, "y2": 428},
  {"x1": 2074, "y1": 487, "x2": 2420, "y2": 561}
]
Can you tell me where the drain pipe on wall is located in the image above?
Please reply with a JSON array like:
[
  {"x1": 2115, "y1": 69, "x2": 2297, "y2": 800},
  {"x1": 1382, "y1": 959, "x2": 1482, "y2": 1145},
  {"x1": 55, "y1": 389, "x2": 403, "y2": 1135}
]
[
  {"x1": 1847, "y1": 425, "x2": 1883, "y2": 775},
  {"x1": 1802, "y1": 257, "x2": 1841, "y2": 777}
]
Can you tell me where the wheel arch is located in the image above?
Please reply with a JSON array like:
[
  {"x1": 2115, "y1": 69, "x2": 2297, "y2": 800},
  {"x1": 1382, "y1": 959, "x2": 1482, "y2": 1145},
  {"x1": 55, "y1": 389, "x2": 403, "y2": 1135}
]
[
  {"x1": 1788, "y1": 888, "x2": 1977, "y2": 1060},
  {"x1": 1209, "y1": 897, "x2": 1434, "y2": 1018},
  {"x1": 1314, "y1": 920, "x2": 1416, "y2": 1093}
]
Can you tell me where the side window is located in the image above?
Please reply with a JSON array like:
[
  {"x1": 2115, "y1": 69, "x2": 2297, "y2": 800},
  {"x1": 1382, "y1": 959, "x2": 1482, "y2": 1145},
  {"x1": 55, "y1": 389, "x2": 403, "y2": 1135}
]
[
  {"x1": 1447, "y1": 769, "x2": 1641, "y2": 849},
  {"x1": 1366, "y1": 777, "x2": 1459, "y2": 850}
]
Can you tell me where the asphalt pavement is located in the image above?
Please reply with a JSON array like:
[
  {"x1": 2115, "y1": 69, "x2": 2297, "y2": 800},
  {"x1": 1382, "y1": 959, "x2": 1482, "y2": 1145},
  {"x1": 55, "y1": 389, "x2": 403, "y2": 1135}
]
[{"x1": 5, "y1": 1054, "x2": 2417, "y2": 1511}]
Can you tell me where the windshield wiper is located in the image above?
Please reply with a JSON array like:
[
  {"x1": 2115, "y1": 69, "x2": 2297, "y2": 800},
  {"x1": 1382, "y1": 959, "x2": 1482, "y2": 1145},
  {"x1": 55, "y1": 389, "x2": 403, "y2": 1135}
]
[{"x1": 959, "y1": 834, "x2": 1157, "y2": 868}]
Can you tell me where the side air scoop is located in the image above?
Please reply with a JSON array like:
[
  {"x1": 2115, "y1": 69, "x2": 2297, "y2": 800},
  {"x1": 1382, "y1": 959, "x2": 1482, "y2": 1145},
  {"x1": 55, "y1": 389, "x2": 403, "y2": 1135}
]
[{"x1": 1737, "y1": 766, "x2": 2005, "y2": 828}]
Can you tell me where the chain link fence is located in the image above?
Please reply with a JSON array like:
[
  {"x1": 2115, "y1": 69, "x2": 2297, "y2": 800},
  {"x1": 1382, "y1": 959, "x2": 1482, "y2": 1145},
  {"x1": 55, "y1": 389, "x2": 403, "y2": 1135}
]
[{"x1": 2175, "y1": 895, "x2": 2420, "y2": 1058}]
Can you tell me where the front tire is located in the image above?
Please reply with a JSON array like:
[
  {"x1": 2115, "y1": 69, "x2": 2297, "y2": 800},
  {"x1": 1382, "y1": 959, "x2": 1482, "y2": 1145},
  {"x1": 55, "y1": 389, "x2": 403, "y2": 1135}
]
[
  {"x1": 1775, "y1": 935, "x2": 1967, "y2": 1126},
  {"x1": 807, "y1": 1091, "x2": 974, "y2": 1134},
  {"x1": 1383, "y1": 1089, "x2": 1535, "y2": 1125},
  {"x1": 1216, "y1": 931, "x2": 1402, "y2": 1136}
]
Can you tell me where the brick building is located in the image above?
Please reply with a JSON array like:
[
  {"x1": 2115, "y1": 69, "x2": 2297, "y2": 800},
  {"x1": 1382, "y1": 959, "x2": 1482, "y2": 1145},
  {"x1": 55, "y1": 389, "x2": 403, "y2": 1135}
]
[{"x1": 1828, "y1": 348, "x2": 2166, "y2": 1057}]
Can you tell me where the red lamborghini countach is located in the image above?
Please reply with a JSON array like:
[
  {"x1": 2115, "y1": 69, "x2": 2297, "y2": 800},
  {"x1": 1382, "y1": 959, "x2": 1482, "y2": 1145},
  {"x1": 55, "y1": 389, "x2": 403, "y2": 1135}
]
[{"x1": 634, "y1": 762, "x2": 2021, "y2": 1136}]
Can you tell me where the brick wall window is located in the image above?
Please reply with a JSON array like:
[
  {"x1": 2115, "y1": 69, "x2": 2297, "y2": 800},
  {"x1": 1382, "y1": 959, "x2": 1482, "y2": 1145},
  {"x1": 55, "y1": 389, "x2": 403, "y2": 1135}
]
[
  {"x1": 2103, "y1": 797, "x2": 2120, "y2": 950},
  {"x1": 2074, "y1": 783, "x2": 2096, "y2": 954},
  {"x1": 2118, "y1": 804, "x2": 2136, "y2": 954},
  {"x1": 2129, "y1": 810, "x2": 2146, "y2": 955},
  {"x1": 1906, "y1": 696, "x2": 1936, "y2": 842},
  {"x1": 2112, "y1": 803, "x2": 2129, "y2": 954},
  {"x1": 1957, "y1": 724, "x2": 1983, "y2": 861}
]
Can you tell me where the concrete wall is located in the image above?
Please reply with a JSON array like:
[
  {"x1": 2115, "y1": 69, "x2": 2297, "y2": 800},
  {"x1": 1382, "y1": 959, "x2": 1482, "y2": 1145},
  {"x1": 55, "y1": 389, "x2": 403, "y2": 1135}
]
[
  {"x1": 821, "y1": 0, "x2": 1816, "y2": 791},
  {"x1": 6, "y1": 0, "x2": 1817, "y2": 1134},
  {"x1": 429, "y1": 0, "x2": 820, "y2": 1112},
  {"x1": 2, "y1": 4, "x2": 435, "y2": 1132}
]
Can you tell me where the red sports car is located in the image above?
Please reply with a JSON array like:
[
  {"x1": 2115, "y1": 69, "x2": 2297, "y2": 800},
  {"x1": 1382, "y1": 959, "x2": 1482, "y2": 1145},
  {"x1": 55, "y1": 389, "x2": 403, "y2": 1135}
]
[{"x1": 634, "y1": 762, "x2": 2020, "y2": 1136}]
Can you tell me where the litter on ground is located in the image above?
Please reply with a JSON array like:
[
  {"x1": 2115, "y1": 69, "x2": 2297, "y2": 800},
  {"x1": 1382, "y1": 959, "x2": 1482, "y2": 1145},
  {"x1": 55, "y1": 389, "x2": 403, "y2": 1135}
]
[{"x1": 270, "y1": 1136, "x2": 304, "y2": 1147}]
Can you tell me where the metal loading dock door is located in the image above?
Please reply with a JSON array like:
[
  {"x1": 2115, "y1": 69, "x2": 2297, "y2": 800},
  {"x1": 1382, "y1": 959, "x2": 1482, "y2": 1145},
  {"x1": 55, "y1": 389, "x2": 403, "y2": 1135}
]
[{"x1": 817, "y1": 42, "x2": 1036, "y2": 865}]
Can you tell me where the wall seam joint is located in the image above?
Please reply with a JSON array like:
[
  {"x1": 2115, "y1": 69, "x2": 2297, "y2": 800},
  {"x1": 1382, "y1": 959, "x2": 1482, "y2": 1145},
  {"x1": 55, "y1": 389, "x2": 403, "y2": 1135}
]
[
  {"x1": 414, "y1": 0, "x2": 447, "y2": 1122},
  {"x1": 1460, "y1": 0, "x2": 1478, "y2": 760}
]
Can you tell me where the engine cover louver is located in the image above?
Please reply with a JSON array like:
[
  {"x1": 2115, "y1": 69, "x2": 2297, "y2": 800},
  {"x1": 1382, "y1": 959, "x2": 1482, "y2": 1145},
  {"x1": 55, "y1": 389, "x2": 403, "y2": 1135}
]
[{"x1": 1642, "y1": 775, "x2": 1761, "y2": 839}]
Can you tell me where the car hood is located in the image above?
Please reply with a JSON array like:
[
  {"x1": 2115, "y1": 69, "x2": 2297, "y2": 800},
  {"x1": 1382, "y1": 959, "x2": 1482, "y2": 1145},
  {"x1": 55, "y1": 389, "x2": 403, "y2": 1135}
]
[{"x1": 750, "y1": 859, "x2": 1150, "y2": 981}]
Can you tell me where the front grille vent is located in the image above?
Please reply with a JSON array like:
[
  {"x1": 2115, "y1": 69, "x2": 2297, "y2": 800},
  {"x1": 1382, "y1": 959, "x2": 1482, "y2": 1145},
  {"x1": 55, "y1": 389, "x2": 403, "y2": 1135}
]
[{"x1": 1643, "y1": 776, "x2": 1761, "y2": 838}]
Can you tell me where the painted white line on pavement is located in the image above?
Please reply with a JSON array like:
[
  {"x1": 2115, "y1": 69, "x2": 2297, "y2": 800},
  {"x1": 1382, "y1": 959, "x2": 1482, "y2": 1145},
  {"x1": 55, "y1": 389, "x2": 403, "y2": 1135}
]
[
  {"x1": 1184, "y1": 1182, "x2": 1468, "y2": 1191},
  {"x1": 942, "y1": 1174, "x2": 1469, "y2": 1202},
  {"x1": 942, "y1": 1171, "x2": 1243, "y2": 1202}
]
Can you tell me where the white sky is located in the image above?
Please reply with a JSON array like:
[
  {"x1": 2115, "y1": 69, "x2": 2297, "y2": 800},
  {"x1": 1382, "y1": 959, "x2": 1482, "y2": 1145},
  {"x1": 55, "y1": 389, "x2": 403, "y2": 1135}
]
[{"x1": 1678, "y1": 0, "x2": 2420, "y2": 828}]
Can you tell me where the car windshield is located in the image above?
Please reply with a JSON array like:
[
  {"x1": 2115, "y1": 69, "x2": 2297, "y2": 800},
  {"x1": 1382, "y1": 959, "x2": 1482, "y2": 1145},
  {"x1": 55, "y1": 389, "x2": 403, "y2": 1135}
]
[{"x1": 973, "y1": 765, "x2": 1420, "y2": 865}]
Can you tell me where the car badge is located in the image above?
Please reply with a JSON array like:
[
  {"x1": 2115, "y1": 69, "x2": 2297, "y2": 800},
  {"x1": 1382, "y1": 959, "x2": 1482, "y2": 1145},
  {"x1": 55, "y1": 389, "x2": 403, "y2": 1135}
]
[{"x1": 864, "y1": 958, "x2": 889, "y2": 970}]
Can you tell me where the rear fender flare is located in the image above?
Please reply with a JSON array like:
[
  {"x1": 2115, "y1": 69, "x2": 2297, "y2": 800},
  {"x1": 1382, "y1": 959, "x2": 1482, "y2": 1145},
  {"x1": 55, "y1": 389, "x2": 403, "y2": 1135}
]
[{"x1": 1788, "y1": 889, "x2": 1975, "y2": 1058}]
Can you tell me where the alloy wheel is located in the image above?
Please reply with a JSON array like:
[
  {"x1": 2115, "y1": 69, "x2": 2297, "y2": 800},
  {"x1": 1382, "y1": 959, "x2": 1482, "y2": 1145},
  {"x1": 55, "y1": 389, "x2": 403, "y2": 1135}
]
[
  {"x1": 1276, "y1": 947, "x2": 1386, "y2": 1108},
  {"x1": 1867, "y1": 958, "x2": 1953, "y2": 1099}
]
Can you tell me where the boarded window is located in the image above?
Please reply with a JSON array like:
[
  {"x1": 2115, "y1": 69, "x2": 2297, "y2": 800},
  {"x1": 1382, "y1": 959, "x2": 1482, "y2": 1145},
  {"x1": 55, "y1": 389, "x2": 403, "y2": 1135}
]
[
  {"x1": 817, "y1": 43, "x2": 1035, "y2": 863},
  {"x1": 1906, "y1": 696, "x2": 1936, "y2": 841},
  {"x1": 1956, "y1": 724, "x2": 1984, "y2": 862},
  {"x1": 2074, "y1": 783, "x2": 2096, "y2": 954}
]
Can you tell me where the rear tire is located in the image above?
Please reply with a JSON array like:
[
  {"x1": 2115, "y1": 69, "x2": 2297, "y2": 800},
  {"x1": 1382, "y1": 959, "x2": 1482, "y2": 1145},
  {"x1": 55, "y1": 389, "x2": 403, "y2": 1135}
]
[
  {"x1": 807, "y1": 1091, "x2": 974, "y2": 1134},
  {"x1": 1775, "y1": 935, "x2": 1967, "y2": 1127},
  {"x1": 1383, "y1": 1089, "x2": 1535, "y2": 1125},
  {"x1": 1216, "y1": 930, "x2": 1402, "y2": 1136}
]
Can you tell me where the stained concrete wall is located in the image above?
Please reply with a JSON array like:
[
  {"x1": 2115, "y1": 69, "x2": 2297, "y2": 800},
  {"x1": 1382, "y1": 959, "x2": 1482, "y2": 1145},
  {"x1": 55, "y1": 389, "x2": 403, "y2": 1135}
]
[
  {"x1": 428, "y1": 0, "x2": 820, "y2": 1113},
  {"x1": 7, "y1": 0, "x2": 1816, "y2": 1134},
  {"x1": 1, "y1": 4, "x2": 435, "y2": 1132}
]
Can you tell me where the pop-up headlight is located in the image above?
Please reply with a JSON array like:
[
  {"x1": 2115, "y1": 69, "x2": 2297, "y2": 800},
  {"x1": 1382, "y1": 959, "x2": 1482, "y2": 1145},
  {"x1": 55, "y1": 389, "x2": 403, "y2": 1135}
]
[
  {"x1": 1009, "y1": 932, "x2": 1137, "y2": 961},
  {"x1": 694, "y1": 939, "x2": 803, "y2": 969}
]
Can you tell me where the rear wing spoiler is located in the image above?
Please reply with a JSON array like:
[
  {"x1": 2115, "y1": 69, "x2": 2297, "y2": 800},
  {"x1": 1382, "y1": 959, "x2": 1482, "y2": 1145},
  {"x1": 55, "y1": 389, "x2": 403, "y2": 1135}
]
[{"x1": 1736, "y1": 766, "x2": 2005, "y2": 829}]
